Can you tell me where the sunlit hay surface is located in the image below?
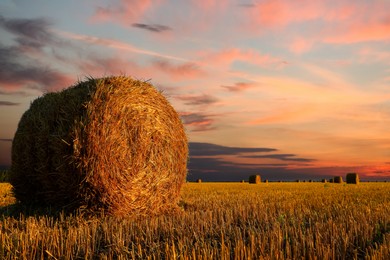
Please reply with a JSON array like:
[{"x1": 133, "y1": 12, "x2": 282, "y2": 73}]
[
  {"x1": 346, "y1": 173, "x2": 360, "y2": 184},
  {"x1": 10, "y1": 76, "x2": 188, "y2": 216}
]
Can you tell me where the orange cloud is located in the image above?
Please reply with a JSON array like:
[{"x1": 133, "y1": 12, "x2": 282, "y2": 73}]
[{"x1": 247, "y1": 104, "x2": 313, "y2": 125}]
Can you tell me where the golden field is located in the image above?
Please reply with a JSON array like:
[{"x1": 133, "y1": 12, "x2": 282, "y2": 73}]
[{"x1": 0, "y1": 182, "x2": 389, "y2": 259}]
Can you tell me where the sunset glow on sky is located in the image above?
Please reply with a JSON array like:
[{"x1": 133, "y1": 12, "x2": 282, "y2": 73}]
[{"x1": 0, "y1": 0, "x2": 389, "y2": 181}]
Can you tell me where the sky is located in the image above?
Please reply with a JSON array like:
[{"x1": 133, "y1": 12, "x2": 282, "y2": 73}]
[{"x1": 0, "y1": 0, "x2": 389, "y2": 181}]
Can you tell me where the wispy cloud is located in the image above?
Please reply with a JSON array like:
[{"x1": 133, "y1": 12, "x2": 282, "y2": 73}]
[
  {"x1": 90, "y1": 0, "x2": 156, "y2": 25},
  {"x1": 188, "y1": 142, "x2": 323, "y2": 182},
  {"x1": 289, "y1": 37, "x2": 314, "y2": 54},
  {"x1": 175, "y1": 94, "x2": 218, "y2": 106},
  {"x1": 180, "y1": 112, "x2": 216, "y2": 132},
  {"x1": 59, "y1": 30, "x2": 190, "y2": 62},
  {"x1": 0, "y1": 44, "x2": 72, "y2": 92},
  {"x1": 152, "y1": 60, "x2": 204, "y2": 79},
  {"x1": 0, "y1": 90, "x2": 30, "y2": 96},
  {"x1": 132, "y1": 23, "x2": 171, "y2": 33},
  {"x1": 241, "y1": 153, "x2": 316, "y2": 162},
  {"x1": 0, "y1": 16, "x2": 73, "y2": 92},
  {"x1": 191, "y1": 0, "x2": 228, "y2": 11},
  {"x1": 0, "y1": 15, "x2": 57, "y2": 53},
  {"x1": 324, "y1": 20, "x2": 390, "y2": 44},
  {"x1": 189, "y1": 142, "x2": 276, "y2": 156},
  {"x1": 221, "y1": 82, "x2": 254, "y2": 92},
  {"x1": 0, "y1": 101, "x2": 19, "y2": 106},
  {"x1": 199, "y1": 48, "x2": 281, "y2": 68}
]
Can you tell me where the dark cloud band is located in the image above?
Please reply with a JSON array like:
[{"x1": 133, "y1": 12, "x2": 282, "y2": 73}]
[{"x1": 132, "y1": 23, "x2": 171, "y2": 33}]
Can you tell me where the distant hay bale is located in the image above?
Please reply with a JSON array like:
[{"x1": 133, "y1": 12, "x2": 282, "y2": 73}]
[
  {"x1": 249, "y1": 175, "x2": 261, "y2": 184},
  {"x1": 321, "y1": 179, "x2": 327, "y2": 183},
  {"x1": 240, "y1": 180, "x2": 245, "y2": 183},
  {"x1": 334, "y1": 176, "x2": 343, "y2": 184},
  {"x1": 329, "y1": 178, "x2": 334, "y2": 183},
  {"x1": 196, "y1": 179, "x2": 202, "y2": 183},
  {"x1": 296, "y1": 180, "x2": 300, "y2": 183},
  {"x1": 10, "y1": 76, "x2": 188, "y2": 216},
  {"x1": 0, "y1": 169, "x2": 9, "y2": 183},
  {"x1": 346, "y1": 173, "x2": 360, "y2": 184},
  {"x1": 264, "y1": 179, "x2": 268, "y2": 184}
]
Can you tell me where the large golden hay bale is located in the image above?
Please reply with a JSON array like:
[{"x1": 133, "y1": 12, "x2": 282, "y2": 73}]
[{"x1": 10, "y1": 76, "x2": 188, "y2": 216}]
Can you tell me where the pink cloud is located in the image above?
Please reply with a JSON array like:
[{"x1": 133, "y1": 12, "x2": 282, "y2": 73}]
[
  {"x1": 243, "y1": 0, "x2": 325, "y2": 30},
  {"x1": 175, "y1": 94, "x2": 218, "y2": 106},
  {"x1": 221, "y1": 82, "x2": 255, "y2": 92},
  {"x1": 289, "y1": 38, "x2": 314, "y2": 55},
  {"x1": 243, "y1": 0, "x2": 390, "y2": 46},
  {"x1": 152, "y1": 60, "x2": 205, "y2": 80},
  {"x1": 199, "y1": 48, "x2": 281, "y2": 68},
  {"x1": 191, "y1": 0, "x2": 228, "y2": 11},
  {"x1": 90, "y1": 0, "x2": 156, "y2": 25},
  {"x1": 325, "y1": 20, "x2": 390, "y2": 44}
]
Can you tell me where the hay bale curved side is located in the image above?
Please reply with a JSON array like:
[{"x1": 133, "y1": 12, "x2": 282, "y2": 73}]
[
  {"x1": 334, "y1": 176, "x2": 343, "y2": 183},
  {"x1": 10, "y1": 76, "x2": 188, "y2": 215},
  {"x1": 346, "y1": 173, "x2": 359, "y2": 184},
  {"x1": 249, "y1": 175, "x2": 261, "y2": 184}
]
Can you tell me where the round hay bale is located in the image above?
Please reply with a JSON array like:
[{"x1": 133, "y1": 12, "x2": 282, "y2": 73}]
[
  {"x1": 196, "y1": 179, "x2": 202, "y2": 183},
  {"x1": 249, "y1": 175, "x2": 261, "y2": 184},
  {"x1": 10, "y1": 76, "x2": 188, "y2": 216},
  {"x1": 334, "y1": 176, "x2": 343, "y2": 184},
  {"x1": 346, "y1": 173, "x2": 360, "y2": 184}
]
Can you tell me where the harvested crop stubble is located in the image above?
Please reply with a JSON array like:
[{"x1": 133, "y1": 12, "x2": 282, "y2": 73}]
[{"x1": 10, "y1": 76, "x2": 188, "y2": 216}]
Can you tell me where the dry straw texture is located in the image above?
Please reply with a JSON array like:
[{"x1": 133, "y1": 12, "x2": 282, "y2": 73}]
[
  {"x1": 10, "y1": 76, "x2": 188, "y2": 216},
  {"x1": 346, "y1": 173, "x2": 360, "y2": 184},
  {"x1": 249, "y1": 175, "x2": 261, "y2": 184}
]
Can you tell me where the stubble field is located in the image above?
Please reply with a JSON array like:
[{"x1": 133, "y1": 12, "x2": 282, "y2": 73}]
[{"x1": 0, "y1": 182, "x2": 389, "y2": 259}]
